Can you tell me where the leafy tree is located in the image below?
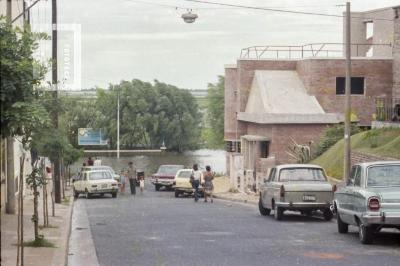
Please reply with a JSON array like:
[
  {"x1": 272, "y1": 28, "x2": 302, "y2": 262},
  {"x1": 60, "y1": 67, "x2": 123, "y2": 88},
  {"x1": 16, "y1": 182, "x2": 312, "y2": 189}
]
[
  {"x1": 0, "y1": 17, "x2": 49, "y2": 138},
  {"x1": 203, "y1": 76, "x2": 225, "y2": 148},
  {"x1": 94, "y1": 79, "x2": 201, "y2": 152}
]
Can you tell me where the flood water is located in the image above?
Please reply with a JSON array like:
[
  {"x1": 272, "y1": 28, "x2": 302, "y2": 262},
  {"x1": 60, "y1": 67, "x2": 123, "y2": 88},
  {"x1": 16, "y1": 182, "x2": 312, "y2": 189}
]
[{"x1": 72, "y1": 149, "x2": 226, "y2": 176}]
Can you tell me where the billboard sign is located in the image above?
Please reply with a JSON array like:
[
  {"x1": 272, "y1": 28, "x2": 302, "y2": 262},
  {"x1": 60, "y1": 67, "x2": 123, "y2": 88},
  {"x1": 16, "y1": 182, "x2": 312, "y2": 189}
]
[{"x1": 78, "y1": 128, "x2": 108, "y2": 146}]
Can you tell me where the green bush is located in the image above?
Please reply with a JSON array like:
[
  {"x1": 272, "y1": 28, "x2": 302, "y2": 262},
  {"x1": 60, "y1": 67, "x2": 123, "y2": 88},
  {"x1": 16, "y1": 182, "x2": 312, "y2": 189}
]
[{"x1": 314, "y1": 124, "x2": 361, "y2": 158}]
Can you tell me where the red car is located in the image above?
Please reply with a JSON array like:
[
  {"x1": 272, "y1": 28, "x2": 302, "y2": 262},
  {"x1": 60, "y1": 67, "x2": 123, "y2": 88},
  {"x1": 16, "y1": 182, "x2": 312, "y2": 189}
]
[{"x1": 151, "y1": 165, "x2": 184, "y2": 191}]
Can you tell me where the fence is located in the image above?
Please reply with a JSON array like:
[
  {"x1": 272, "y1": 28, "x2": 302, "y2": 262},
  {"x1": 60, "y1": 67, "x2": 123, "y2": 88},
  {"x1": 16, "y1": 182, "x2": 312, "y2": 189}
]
[
  {"x1": 375, "y1": 97, "x2": 400, "y2": 122},
  {"x1": 240, "y1": 43, "x2": 392, "y2": 59}
]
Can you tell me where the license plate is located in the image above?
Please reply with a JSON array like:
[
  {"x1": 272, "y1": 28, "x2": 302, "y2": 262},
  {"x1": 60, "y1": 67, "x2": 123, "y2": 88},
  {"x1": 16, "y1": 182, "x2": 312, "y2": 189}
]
[
  {"x1": 101, "y1": 184, "x2": 107, "y2": 189},
  {"x1": 303, "y1": 195, "x2": 316, "y2": 201}
]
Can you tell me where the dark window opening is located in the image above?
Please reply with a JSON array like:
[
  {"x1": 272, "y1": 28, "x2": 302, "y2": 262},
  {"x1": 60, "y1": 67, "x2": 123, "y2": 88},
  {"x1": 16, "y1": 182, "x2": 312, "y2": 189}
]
[
  {"x1": 226, "y1": 141, "x2": 241, "y2": 153},
  {"x1": 336, "y1": 77, "x2": 365, "y2": 95},
  {"x1": 260, "y1": 141, "x2": 269, "y2": 158}
]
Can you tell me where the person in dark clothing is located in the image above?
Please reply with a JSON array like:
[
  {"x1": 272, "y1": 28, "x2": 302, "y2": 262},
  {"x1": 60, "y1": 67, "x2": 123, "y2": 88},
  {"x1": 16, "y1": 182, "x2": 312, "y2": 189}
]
[
  {"x1": 87, "y1": 157, "x2": 94, "y2": 166},
  {"x1": 127, "y1": 162, "x2": 136, "y2": 195}
]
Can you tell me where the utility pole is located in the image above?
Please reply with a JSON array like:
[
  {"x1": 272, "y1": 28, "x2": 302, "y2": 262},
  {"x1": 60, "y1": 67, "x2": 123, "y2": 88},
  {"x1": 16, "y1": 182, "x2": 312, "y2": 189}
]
[
  {"x1": 117, "y1": 91, "x2": 120, "y2": 159},
  {"x1": 52, "y1": 0, "x2": 61, "y2": 203},
  {"x1": 6, "y1": 0, "x2": 11, "y2": 20},
  {"x1": 344, "y1": 2, "x2": 352, "y2": 183}
]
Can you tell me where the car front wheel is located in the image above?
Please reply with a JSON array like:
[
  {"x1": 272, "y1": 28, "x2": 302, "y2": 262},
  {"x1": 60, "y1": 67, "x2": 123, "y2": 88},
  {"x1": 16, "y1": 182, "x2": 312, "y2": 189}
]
[
  {"x1": 85, "y1": 190, "x2": 91, "y2": 199},
  {"x1": 155, "y1": 185, "x2": 160, "y2": 191},
  {"x1": 359, "y1": 223, "x2": 374, "y2": 244},
  {"x1": 337, "y1": 213, "x2": 348, "y2": 233},
  {"x1": 274, "y1": 205, "x2": 283, "y2": 221},
  {"x1": 175, "y1": 190, "x2": 180, "y2": 198},
  {"x1": 112, "y1": 192, "x2": 117, "y2": 198},
  {"x1": 258, "y1": 198, "x2": 271, "y2": 216}
]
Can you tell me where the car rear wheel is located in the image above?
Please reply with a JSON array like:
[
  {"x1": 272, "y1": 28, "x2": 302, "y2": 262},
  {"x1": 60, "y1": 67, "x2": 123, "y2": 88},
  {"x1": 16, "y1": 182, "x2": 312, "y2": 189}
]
[
  {"x1": 73, "y1": 188, "x2": 79, "y2": 199},
  {"x1": 337, "y1": 213, "x2": 348, "y2": 233},
  {"x1": 155, "y1": 184, "x2": 160, "y2": 191},
  {"x1": 258, "y1": 198, "x2": 271, "y2": 216},
  {"x1": 274, "y1": 205, "x2": 283, "y2": 221},
  {"x1": 359, "y1": 223, "x2": 374, "y2": 244},
  {"x1": 175, "y1": 190, "x2": 180, "y2": 198},
  {"x1": 85, "y1": 190, "x2": 91, "y2": 199},
  {"x1": 112, "y1": 192, "x2": 117, "y2": 198},
  {"x1": 323, "y1": 209, "x2": 333, "y2": 221}
]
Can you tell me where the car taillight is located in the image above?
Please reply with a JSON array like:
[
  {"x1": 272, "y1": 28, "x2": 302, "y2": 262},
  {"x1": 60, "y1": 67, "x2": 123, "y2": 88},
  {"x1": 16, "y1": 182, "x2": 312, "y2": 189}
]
[
  {"x1": 280, "y1": 185, "x2": 285, "y2": 198},
  {"x1": 368, "y1": 197, "x2": 380, "y2": 211},
  {"x1": 91, "y1": 185, "x2": 97, "y2": 188},
  {"x1": 111, "y1": 183, "x2": 117, "y2": 186},
  {"x1": 332, "y1": 184, "x2": 337, "y2": 192}
]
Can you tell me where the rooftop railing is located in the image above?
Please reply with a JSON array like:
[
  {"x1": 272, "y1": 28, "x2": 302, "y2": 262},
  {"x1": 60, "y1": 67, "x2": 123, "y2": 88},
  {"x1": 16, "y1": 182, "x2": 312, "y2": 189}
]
[
  {"x1": 375, "y1": 97, "x2": 400, "y2": 122},
  {"x1": 240, "y1": 43, "x2": 392, "y2": 59}
]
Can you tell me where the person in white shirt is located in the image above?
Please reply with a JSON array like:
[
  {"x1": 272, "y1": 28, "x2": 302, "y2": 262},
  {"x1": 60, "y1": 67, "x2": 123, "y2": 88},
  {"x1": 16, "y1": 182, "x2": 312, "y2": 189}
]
[{"x1": 191, "y1": 164, "x2": 202, "y2": 202}]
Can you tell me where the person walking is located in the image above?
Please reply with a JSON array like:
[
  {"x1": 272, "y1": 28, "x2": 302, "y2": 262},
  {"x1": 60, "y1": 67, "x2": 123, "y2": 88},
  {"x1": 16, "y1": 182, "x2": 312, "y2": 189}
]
[
  {"x1": 203, "y1": 165, "x2": 214, "y2": 203},
  {"x1": 127, "y1": 162, "x2": 136, "y2": 195},
  {"x1": 119, "y1": 169, "x2": 126, "y2": 193},
  {"x1": 191, "y1": 164, "x2": 202, "y2": 202}
]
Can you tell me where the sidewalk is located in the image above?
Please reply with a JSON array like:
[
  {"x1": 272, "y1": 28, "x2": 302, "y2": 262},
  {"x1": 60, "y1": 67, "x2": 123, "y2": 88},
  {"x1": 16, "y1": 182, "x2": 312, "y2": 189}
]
[
  {"x1": 1, "y1": 187, "x2": 74, "y2": 266},
  {"x1": 214, "y1": 192, "x2": 258, "y2": 205}
]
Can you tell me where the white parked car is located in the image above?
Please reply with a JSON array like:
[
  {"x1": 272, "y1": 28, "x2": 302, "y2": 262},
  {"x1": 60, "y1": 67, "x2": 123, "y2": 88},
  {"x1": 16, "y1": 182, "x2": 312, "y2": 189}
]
[{"x1": 73, "y1": 169, "x2": 118, "y2": 199}]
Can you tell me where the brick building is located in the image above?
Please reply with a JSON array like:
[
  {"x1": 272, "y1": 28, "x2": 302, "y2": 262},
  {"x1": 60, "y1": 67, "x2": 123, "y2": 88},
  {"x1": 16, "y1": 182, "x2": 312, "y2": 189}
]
[{"x1": 224, "y1": 6, "x2": 400, "y2": 192}]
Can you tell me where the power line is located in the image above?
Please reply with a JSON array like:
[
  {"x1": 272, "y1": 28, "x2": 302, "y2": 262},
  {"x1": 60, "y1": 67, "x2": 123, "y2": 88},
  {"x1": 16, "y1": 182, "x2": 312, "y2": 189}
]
[
  {"x1": 126, "y1": 0, "x2": 340, "y2": 11},
  {"x1": 184, "y1": 0, "x2": 394, "y2": 21}
]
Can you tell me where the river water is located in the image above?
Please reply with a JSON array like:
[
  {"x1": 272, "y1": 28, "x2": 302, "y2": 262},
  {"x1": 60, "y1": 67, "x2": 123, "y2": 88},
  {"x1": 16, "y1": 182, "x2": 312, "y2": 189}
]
[{"x1": 72, "y1": 149, "x2": 226, "y2": 176}]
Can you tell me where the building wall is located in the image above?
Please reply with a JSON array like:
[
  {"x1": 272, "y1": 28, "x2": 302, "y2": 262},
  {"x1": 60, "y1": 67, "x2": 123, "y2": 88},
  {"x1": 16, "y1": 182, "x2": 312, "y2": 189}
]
[
  {"x1": 224, "y1": 66, "x2": 239, "y2": 140},
  {"x1": 346, "y1": 8, "x2": 394, "y2": 57},
  {"x1": 393, "y1": 7, "x2": 400, "y2": 98},
  {"x1": 245, "y1": 123, "x2": 327, "y2": 163},
  {"x1": 297, "y1": 58, "x2": 393, "y2": 125}
]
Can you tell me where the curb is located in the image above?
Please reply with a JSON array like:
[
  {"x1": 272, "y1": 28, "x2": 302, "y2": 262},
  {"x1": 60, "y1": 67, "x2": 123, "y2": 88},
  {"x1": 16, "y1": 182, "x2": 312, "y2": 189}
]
[
  {"x1": 214, "y1": 194, "x2": 258, "y2": 205},
  {"x1": 63, "y1": 192, "x2": 74, "y2": 266}
]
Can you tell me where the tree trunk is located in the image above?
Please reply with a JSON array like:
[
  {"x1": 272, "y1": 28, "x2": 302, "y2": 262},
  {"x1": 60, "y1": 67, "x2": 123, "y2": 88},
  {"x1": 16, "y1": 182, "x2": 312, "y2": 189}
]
[
  {"x1": 51, "y1": 163, "x2": 55, "y2": 217},
  {"x1": 33, "y1": 183, "x2": 39, "y2": 241},
  {"x1": 17, "y1": 154, "x2": 25, "y2": 266}
]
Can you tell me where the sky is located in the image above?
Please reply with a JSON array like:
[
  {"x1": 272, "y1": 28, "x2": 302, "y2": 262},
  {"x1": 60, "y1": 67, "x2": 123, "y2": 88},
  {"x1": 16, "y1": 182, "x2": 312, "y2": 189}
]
[{"x1": 29, "y1": 0, "x2": 400, "y2": 90}]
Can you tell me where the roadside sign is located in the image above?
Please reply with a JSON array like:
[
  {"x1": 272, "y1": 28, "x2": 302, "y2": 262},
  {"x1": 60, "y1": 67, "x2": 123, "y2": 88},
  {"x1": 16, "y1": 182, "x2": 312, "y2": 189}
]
[{"x1": 78, "y1": 128, "x2": 108, "y2": 146}]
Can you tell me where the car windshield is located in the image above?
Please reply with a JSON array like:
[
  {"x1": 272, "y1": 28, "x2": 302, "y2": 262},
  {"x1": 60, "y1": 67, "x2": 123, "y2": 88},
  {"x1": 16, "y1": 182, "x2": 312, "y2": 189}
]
[
  {"x1": 367, "y1": 165, "x2": 400, "y2": 187},
  {"x1": 177, "y1": 171, "x2": 192, "y2": 178},
  {"x1": 157, "y1": 165, "x2": 183, "y2": 175},
  {"x1": 279, "y1": 168, "x2": 326, "y2": 182},
  {"x1": 89, "y1": 171, "x2": 113, "y2": 180}
]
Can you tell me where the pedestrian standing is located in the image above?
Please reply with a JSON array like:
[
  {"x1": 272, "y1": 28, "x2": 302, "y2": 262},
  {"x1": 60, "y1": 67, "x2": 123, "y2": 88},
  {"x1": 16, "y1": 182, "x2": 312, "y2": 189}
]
[
  {"x1": 139, "y1": 176, "x2": 145, "y2": 194},
  {"x1": 190, "y1": 164, "x2": 202, "y2": 202},
  {"x1": 87, "y1": 157, "x2": 94, "y2": 166},
  {"x1": 203, "y1": 165, "x2": 214, "y2": 203},
  {"x1": 127, "y1": 162, "x2": 136, "y2": 195}
]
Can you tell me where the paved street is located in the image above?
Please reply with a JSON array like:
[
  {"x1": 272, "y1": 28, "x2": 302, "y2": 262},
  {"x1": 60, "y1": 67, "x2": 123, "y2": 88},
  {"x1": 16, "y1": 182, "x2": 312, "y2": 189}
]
[{"x1": 69, "y1": 183, "x2": 400, "y2": 266}]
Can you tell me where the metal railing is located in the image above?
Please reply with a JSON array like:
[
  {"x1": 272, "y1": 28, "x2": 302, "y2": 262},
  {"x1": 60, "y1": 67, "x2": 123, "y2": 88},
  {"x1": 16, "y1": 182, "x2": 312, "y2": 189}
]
[
  {"x1": 240, "y1": 43, "x2": 392, "y2": 59},
  {"x1": 375, "y1": 97, "x2": 400, "y2": 122}
]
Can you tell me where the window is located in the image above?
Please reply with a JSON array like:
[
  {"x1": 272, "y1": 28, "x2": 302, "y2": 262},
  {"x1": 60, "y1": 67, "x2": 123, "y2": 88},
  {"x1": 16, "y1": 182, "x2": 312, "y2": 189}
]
[
  {"x1": 260, "y1": 141, "x2": 269, "y2": 158},
  {"x1": 279, "y1": 168, "x2": 327, "y2": 182},
  {"x1": 367, "y1": 165, "x2": 400, "y2": 187},
  {"x1": 268, "y1": 168, "x2": 276, "y2": 182},
  {"x1": 348, "y1": 166, "x2": 357, "y2": 186},
  {"x1": 354, "y1": 166, "x2": 362, "y2": 187},
  {"x1": 336, "y1": 77, "x2": 365, "y2": 95}
]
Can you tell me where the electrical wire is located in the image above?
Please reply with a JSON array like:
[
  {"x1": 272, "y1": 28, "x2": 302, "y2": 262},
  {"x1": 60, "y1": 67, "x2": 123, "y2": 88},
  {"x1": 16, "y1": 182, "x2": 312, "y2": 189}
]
[{"x1": 184, "y1": 0, "x2": 394, "y2": 21}]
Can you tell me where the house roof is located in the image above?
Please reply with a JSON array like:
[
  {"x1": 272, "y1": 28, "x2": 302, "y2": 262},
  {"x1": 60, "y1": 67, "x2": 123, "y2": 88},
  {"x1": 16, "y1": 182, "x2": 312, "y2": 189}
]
[{"x1": 239, "y1": 70, "x2": 343, "y2": 124}]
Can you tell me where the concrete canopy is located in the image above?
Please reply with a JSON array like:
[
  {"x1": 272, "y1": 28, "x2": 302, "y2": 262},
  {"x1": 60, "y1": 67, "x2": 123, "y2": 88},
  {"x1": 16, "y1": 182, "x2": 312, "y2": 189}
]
[{"x1": 239, "y1": 70, "x2": 343, "y2": 124}]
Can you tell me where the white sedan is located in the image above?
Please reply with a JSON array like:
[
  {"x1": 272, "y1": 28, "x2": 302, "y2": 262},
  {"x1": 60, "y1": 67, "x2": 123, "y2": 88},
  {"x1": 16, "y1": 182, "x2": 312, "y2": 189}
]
[{"x1": 73, "y1": 169, "x2": 119, "y2": 199}]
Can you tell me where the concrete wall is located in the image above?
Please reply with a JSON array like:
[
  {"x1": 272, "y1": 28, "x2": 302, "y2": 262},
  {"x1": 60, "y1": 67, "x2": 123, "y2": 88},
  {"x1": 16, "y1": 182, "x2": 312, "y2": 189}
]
[
  {"x1": 224, "y1": 66, "x2": 239, "y2": 141},
  {"x1": 351, "y1": 151, "x2": 397, "y2": 165},
  {"x1": 345, "y1": 8, "x2": 394, "y2": 57},
  {"x1": 297, "y1": 58, "x2": 393, "y2": 125},
  {"x1": 245, "y1": 123, "x2": 327, "y2": 164}
]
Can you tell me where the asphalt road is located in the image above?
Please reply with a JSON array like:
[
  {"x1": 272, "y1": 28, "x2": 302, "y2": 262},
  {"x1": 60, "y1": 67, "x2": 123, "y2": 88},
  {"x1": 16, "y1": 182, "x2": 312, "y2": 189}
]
[{"x1": 69, "y1": 183, "x2": 400, "y2": 266}]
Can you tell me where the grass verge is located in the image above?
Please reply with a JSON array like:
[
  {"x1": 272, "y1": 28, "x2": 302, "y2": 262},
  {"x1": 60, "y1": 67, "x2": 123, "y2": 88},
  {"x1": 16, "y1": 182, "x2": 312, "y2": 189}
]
[
  {"x1": 23, "y1": 238, "x2": 56, "y2": 248},
  {"x1": 312, "y1": 128, "x2": 400, "y2": 179}
]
